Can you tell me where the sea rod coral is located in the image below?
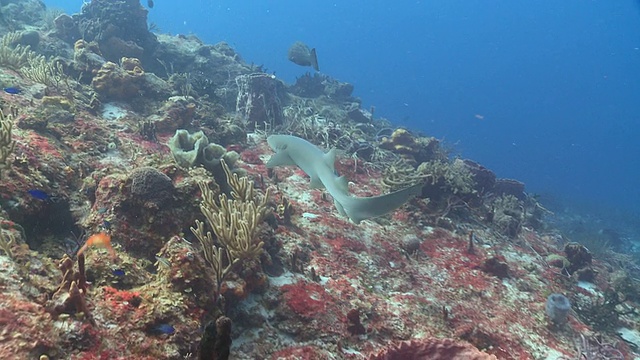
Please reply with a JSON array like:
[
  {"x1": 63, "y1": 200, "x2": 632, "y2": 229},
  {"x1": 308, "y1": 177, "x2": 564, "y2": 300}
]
[{"x1": 190, "y1": 159, "x2": 271, "y2": 305}]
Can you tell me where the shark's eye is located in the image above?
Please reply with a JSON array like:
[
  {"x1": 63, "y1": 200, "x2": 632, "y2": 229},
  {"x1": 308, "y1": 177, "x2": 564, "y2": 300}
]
[{"x1": 279, "y1": 144, "x2": 288, "y2": 150}]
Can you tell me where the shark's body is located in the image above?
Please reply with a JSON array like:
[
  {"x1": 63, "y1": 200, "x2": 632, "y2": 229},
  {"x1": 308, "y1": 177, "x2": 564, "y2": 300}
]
[{"x1": 266, "y1": 135, "x2": 423, "y2": 224}]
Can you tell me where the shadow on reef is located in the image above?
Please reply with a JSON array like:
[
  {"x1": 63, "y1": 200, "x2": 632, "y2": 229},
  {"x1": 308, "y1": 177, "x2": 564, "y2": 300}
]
[{"x1": 4, "y1": 195, "x2": 80, "y2": 251}]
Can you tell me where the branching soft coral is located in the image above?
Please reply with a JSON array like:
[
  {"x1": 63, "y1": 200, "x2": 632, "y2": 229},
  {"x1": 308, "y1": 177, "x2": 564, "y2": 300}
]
[
  {"x1": 0, "y1": 109, "x2": 16, "y2": 179},
  {"x1": 0, "y1": 32, "x2": 34, "y2": 70},
  {"x1": 191, "y1": 159, "x2": 271, "y2": 300}
]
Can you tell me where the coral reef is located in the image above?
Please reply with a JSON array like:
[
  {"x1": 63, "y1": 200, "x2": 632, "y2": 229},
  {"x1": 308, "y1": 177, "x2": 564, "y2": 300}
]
[
  {"x1": 190, "y1": 160, "x2": 271, "y2": 305},
  {"x1": 17, "y1": 98, "x2": 74, "y2": 131},
  {"x1": 91, "y1": 61, "x2": 143, "y2": 101},
  {"x1": 168, "y1": 129, "x2": 209, "y2": 168},
  {"x1": 0, "y1": 227, "x2": 17, "y2": 258},
  {"x1": 0, "y1": 108, "x2": 16, "y2": 178},
  {"x1": 0, "y1": 1, "x2": 47, "y2": 32},
  {"x1": 167, "y1": 129, "x2": 241, "y2": 186},
  {"x1": 493, "y1": 178, "x2": 526, "y2": 200},
  {"x1": 368, "y1": 338, "x2": 497, "y2": 360},
  {"x1": 129, "y1": 166, "x2": 175, "y2": 207},
  {"x1": 197, "y1": 316, "x2": 232, "y2": 360},
  {"x1": 462, "y1": 159, "x2": 496, "y2": 195},
  {"x1": 45, "y1": 254, "x2": 94, "y2": 325},
  {"x1": 379, "y1": 128, "x2": 443, "y2": 164},
  {"x1": 290, "y1": 72, "x2": 354, "y2": 100},
  {"x1": 379, "y1": 128, "x2": 421, "y2": 161},
  {"x1": 152, "y1": 96, "x2": 197, "y2": 132},
  {"x1": 63, "y1": 0, "x2": 157, "y2": 63},
  {"x1": 20, "y1": 55, "x2": 67, "y2": 89},
  {"x1": 418, "y1": 158, "x2": 477, "y2": 196},
  {"x1": 546, "y1": 293, "x2": 571, "y2": 326},
  {"x1": 72, "y1": 39, "x2": 105, "y2": 77},
  {"x1": 0, "y1": 2, "x2": 637, "y2": 359},
  {"x1": 490, "y1": 194, "x2": 525, "y2": 238},
  {"x1": 0, "y1": 31, "x2": 34, "y2": 70},
  {"x1": 564, "y1": 242, "x2": 593, "y2": 274},
  {"x1": 235, "y1": 73, "x2": 285, "y2": 129},
  {"x1": 573, "y1": 289, "x2": 634, "y2": 332},
  {"x1": 91, "y1": 59, "x2": 171, "y2": 103}
]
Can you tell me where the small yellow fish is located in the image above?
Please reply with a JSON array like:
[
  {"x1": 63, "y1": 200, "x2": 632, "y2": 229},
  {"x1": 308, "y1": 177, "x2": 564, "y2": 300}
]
[{"x1": 77, "y1": 232, "x2": 116, "y2": 260}]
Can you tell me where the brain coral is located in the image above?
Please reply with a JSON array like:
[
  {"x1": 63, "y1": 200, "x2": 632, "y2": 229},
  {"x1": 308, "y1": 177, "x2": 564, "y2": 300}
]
[{"x1": 129, "y1": 166, "x2": 174, "y2": 206}]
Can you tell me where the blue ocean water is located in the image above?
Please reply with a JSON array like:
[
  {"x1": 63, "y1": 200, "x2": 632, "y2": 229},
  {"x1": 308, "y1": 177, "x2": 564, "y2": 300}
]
[{"x1": 49, "y1": 1, "x2": 640, "y2": 220}]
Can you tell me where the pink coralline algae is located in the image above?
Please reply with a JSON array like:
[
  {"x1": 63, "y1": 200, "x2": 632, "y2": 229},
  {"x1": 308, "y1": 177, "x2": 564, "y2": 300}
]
[
  {"x1": 281, "y1": 280, "x2": 330, "y2": 319},
  {"x1": 368, "y1": 338, "x2": 498, "y2": 360}
]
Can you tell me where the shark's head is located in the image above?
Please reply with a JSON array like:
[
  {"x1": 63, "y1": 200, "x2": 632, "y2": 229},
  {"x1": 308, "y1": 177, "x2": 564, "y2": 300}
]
[
  {"x1": 267, "y1": 135, "x2": 288, "y2": 151},
  {"x1": 266, "y1": 135, "x2": 298, "y2": 169}
]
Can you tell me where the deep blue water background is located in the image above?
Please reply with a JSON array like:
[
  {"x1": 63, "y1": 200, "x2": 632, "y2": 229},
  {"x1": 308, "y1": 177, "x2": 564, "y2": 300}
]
[{"x1": 49, "y1": 1, "x2": 640, "y2": 222}]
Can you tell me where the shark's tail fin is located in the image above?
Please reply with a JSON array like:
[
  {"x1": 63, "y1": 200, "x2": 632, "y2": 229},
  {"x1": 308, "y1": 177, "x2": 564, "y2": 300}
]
[
  {"x1": 310, "y1": 48, "x2": 319, "y2": 71},
  {"x1": 339, "y1": 182, "x2": 424, "y2": 224}
]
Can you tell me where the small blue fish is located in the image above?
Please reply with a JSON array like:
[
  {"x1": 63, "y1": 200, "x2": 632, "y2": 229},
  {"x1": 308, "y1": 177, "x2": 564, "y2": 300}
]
[
  {"x1": 3, "y1": 87, "x2": 22, "y2": 95},
  {"x1": 27, "y1": 189, "x2": 50, "y2": 200},
  {"x1": 151, "y1": 323, "x2": 175, "y2": 335},
  {"x1": 112, "y1": 269, "x2": 125, "y2": 277},
  {"x1": 102, "y1": 220, "x2": 112, "y2": 230}
]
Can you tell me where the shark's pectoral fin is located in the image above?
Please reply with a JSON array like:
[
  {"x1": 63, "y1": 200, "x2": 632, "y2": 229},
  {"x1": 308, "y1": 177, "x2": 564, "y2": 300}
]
[
  {"x1": 333, "y1": 198, "x2": 347, "y2": 217},
  {"x1": 266, "y1": 151, "x2": 296, "y2": 168},
  {"x1": 336, "y1": 176, "x2": 349, "y2": 193}
]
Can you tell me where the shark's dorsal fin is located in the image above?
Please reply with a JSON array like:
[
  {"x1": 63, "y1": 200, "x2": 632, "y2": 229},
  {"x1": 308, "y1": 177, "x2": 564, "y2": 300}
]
[{"x1": 323, "y1": 148, "x2": 337, "y2": 173}]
